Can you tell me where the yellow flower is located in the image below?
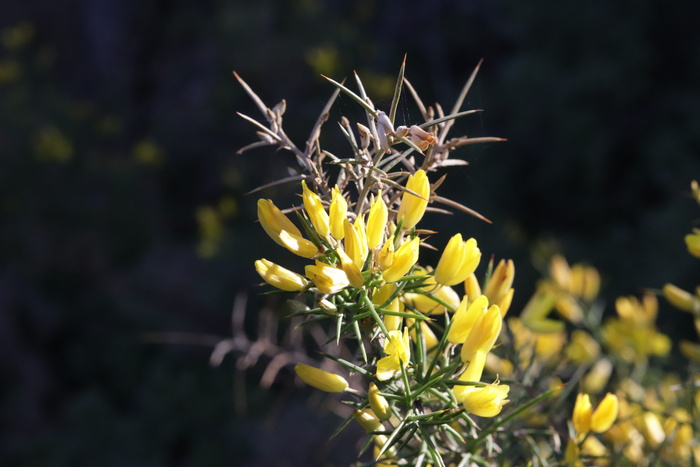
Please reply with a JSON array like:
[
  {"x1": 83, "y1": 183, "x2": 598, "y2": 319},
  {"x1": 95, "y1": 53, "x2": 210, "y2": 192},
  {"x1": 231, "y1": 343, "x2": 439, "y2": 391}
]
[
  {"x1": 344, "y1": 217, "x2": 369, "y2": 270},
  {"x1": 382, "y1": 237, "x2": 420, "y2": 283},
  {"x1": 434, "y1": 234, "x2": 481, "y2": 286},
  {"x1": 354, "y1": 408, "x2": 383, "y2": 432},
  {"x1": 366, "y1": 191, "x2": 388, "y2": 249},
  {"x1": 447, "y1": 295, "x2": 488, "y2": 345},
  {"x1": 590, "y1": 392, "x2": 618, "y2": 433},
  {"x1": 294, "y1": 363, "x2": 348, "y2": 392},
  {"x1": 461, "y1": 304, "x2": 502, "y2": 364},
  {"x1": 369, "y1": 383, "x2": 392, "y2": 421},
  {"x1": 329, "y1": 186, "x2": 347, "y2": 240},
  {"x1": 373, "y1": 283, "x2": 403, "y2": 331},
  {"x1": 686, "y1": 229, "x2": 700, "y2": 258},
  {"x1": 454, "y1": 352, "x2": 509, "y2": 417},
  {"x1": 463, "y1": 273, "x2": 482, "y2": 303},
  {"x1": 573, "y1": 392, "x2": 618, "y2": 435},
  {"x1": 396, "y1": 170, "x2": 430, "y2": 230},
  {"x1": 572, "y1": 393, "x2": 592, "y2": 435},
  {"x1": 305, "y1": 260, "x2": 350, "y2": 294},
  {"x1": 257, "y1": 199, "x2": 317, "y2": 258},
  {"x1": 301, "y1": 180, "x2": 330, "y2": 237},
  {"x1": 376, "y1": 328, "x2": 411, "y2": 381},
  {"x1": 336, "y1": 246, "x2": 365, "y2": 288},
  {"x1": 482, "y1": 259, "x2": 515, "y2": 316},
  {"x1": 254, "y1": 258, "x2": 308, "y2": 291}
]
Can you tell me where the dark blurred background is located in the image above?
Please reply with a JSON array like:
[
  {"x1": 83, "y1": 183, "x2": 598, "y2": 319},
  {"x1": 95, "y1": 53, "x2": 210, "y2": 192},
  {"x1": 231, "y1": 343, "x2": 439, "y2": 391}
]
[{"x1": 1, "y1": 0, "x2": 699, "y2": 465}]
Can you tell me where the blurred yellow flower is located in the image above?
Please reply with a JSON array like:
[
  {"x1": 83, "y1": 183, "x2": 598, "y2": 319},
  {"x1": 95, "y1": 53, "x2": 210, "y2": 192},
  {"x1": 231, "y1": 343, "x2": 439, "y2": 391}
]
[{"x1": 295, "y1": 363, "x2": 348, "y2": 392}]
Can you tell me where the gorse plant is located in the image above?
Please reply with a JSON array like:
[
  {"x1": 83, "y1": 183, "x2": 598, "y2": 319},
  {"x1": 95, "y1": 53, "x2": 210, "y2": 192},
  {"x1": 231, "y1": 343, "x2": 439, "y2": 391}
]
[{"x1": 233, "y1": 58, "x2": 699, "y2": 466}]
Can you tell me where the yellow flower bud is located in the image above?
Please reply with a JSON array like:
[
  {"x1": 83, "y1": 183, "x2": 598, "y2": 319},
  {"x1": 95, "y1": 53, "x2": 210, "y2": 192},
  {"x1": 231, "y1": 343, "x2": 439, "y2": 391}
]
[
  {"x1": 329, "y1": 186, "x2": 347, "y2": 240},
  {"x1": 277, "y1": 229, "x2": 318, "y2": 258},
  {"x1": 582, "y1": 267, "x2": 601, "y2": 302},
  {"x1": 447, "y1": 295, "x2": 488, "y2": 345},
  {"x1": 382, "y1": 237, "x2": 420, "y2": 283},
  {"x1": 396, "y1": 170, "x2": 429, "y2": 230},
  {"x1": 663, "y1": 283, "x2": 700, "y2": 314},
  {"x1": 461, "y1": 304, "x2": 502, "y2": 363},
  {"x1": 294, "y1": 363, "x2": 348, "y2": 393},
  {"x1": 464, "y1": 273, "x2": 482, "y2": 303},
  {"x1": 344, "y1": 217, "x2": 369, "y2": 270},
  {"x1": 366, "y1": 191, "x2": 388, "y2": 249},
  {"x1": 590, "y1": 393, "x2": 618, "y2": 433},
  {"x1": 369, "y1": 383, "x2": 392, "y2": 421},
  {"x1": 354, "y1": 408, "x2": 383, "y2": 433},
  {"x1": 454, "y1": 353, "x2": 509, "y2": 417},
  {"x1": 301, "y1": 180, "x2": 330, "y2": 237},
  {"x1": 255, "y1": 258, "x2": 308, "y2": 291},
  {"x1": 483, "y1": 259, "x2": 515, "y2": 306},
  {"x1": 337, "y1": 246, "x2": 365, "y2": 289},
  {"x1": 257, "y1": 198, "x2": 301, "y2": 239},
  {"x1": 550, "y1": 255, "x2": 572, "y2": 291},
  {"x1": 377, "y1": 238, "x2": 395, "y2": 270},
  {"x1": 496, "y1": 287, "x2": 514, "y2": 317},
  {"x1": 305, "y1": 260, "x2": 350, "y2": 294},
  {"x1": 572, "y1": 393, "x2": 592, "y2": 435},
  {"x1": 686, "y1": 229, "x2": 700, "y2": 258},
  {"x1": 679, "y1": 340, "x2": 700, "y2": 362},
  {"x1": 434, "y1": 234, "x2": 481, "y2": 286}
]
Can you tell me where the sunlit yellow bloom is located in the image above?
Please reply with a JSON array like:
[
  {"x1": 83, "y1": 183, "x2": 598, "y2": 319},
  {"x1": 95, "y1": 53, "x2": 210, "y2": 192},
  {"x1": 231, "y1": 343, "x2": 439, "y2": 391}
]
[
  {"x1": 377, "y1": 238, "x2": 395, "y2": 270},
  {"x1": 277, "y1": 229, "x2": 319, "y2": 258},
  {"x1": 434, "y1": 235, "x2": 481, "y2": 286},
  {"x1": 396, "y1": 169, "x2": 430, "y2": 230},
  {"x1": 337, "y1": 246, "x2": 365, "y2": 288},
  {"x1": 495, "y1": 287, "x2": 514, "y2": 317},
  {"x1": 301, "y1": 180, "x2": 330, "y2": 237},
  {"x1": 257, "y1": 198, "x2": 301, "y2": 239},
  {"x1": 590, "y1": 392, "x2": 618, "y2": 433},
  {"x1": 382, "y1": 237, "x2": 420, "y2": 283},
  {"x1": 366, "y1": 191, "x2": 388, "y2": 249},
  {"x1": 344, "y1": 217, "x2": 369, "y2": 270},
  {"x1": 369, "y1": 383, "x2": 392, "y2": 421},
  {"x1": 483, "y1": 259, "x2": 514, "y2": 310},
  {"x1": 447, "y1": 295, "x2": 488, "y2": 345},
  {"x1": 257, "y1": 199, "x2": 318, "y2": 257},
  {"x1": 305, "y1": 260, "x2": 350, "y2": 294},
  {"x1": 329, "y1": 186, "x2": 347, "y2": 240},
  {"x1": 454, "y1": 352, "x2": 509, "y2": 417},
  {"x1": 566, "y1": 330, "x2": 601, "y2": 364},
  {"x1": 376, "y1": 328, "x2": 411, "y2": 381},
  {"x1": 294, "y1": 363, "x2": 348, "y2": 392},
  {"x1": 572, "y1": 393, "x2": 592, "y2": 435},
  {"x1": 459, "y1": 381, "x2": 510, "y2": 417},
  {"x1": 354, "y1": 408, "x2": 383, "y2": 432},
  {"x1": 254, "y1": 258, "x2": 308, "y2": 291},
  {"x1": 463, "y1": 273, "x2": 482, "y2": 303},
  {"x1": 461, "y1": 304, "x2": 502, "y2": 364},
  {"x1": 663, "y1": 283, "x2": 700, "y2": 313},
  {"x1": 686, "y1": 229, "x2": 700, "y2": 258}
]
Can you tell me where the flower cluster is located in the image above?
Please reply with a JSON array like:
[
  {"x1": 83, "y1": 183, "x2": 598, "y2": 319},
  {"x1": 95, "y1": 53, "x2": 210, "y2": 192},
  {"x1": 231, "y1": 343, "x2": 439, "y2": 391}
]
[{"x1": 234, "y1": 61, "x2": 699, "y2": 466}]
